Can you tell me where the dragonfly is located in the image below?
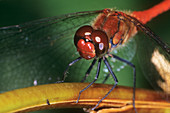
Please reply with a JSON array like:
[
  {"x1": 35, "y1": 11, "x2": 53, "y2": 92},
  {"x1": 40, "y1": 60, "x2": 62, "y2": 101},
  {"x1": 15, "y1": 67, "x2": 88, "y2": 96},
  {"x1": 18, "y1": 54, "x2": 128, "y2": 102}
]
[{"x1": 0, "y1": 0, "x2": 169, "y2": 112}]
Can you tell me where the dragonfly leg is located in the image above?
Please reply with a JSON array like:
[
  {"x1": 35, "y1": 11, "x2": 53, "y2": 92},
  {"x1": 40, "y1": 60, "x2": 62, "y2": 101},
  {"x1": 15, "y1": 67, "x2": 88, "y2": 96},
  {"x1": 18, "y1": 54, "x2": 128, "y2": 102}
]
[
  {"x1": 91, "y1": 56, "x2": 118, "y2": 110},
  {"x1": 81, "y1": 59, "x2": 97, "y2": 82},
  {"x1": 60, "y1": 57, "x2": 82, "y2": 82},
  {"x1": 109, "y1": 54, "x2": 137, "y2": 113},
  {"x1": 76, "y1": 58, "x2": 102, "y2": 103},
  {"x1": 102, "y1": 73, "x2": 110, "y2": 84}
]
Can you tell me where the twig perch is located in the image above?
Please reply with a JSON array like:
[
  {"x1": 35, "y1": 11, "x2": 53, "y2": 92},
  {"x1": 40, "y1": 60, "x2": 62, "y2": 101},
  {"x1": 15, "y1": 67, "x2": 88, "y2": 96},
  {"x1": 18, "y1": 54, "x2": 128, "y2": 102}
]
[{"x1": 0, "y1": 83, "x2": 170, "y2": 113}]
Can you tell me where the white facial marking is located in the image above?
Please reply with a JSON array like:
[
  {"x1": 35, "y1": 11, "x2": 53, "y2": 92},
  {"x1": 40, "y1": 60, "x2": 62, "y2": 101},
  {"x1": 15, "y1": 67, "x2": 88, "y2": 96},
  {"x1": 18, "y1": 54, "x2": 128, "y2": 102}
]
[
  {"x1": 85, "y1": 32, "x2": 91, "y2": 36},
  {"x1": 95, "y1": 36, "x2": 101, "y2": 42},
  {"x1": 99, "y1": 43, "x2": 104, "y2": 50},
  {"x1": 85, "y1": 39, "x2": 89, "y2": 42}
]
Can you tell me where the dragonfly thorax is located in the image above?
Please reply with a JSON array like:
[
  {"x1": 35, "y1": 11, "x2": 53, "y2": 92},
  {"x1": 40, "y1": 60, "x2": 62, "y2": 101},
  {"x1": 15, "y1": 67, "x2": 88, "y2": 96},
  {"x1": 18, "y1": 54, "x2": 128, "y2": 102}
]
[{"x1": 92, "y1": 9, "x2": 137, "y2": 49}]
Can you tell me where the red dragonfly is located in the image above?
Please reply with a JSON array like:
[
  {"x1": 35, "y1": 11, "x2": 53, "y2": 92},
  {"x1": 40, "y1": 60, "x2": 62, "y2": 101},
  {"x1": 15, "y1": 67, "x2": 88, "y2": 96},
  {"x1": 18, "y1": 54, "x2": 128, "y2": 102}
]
[{"x1": 0, "y1": 0, "x2": 169, "y2": 112}]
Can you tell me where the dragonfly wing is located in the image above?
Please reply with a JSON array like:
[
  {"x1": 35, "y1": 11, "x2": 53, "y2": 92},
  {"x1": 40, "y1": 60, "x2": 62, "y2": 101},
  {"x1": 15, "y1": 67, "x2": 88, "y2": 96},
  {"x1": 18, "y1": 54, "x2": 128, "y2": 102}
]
[
  {"x1": 135, "y1": 33, "x2": 170, "y2": 95},
  {"x1": 0, "y1": 10, "x2": 101, "y2": 92},
  {"x1": 115, "y1": 13, "x2": 170, "y2": 95}
]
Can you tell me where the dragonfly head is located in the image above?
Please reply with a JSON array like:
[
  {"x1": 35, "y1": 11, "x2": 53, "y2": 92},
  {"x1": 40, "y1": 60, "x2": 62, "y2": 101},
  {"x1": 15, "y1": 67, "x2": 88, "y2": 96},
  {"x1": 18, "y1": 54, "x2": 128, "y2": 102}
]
[{"x1": 74, "y1": 25, "x2": 109, "y2": 60}]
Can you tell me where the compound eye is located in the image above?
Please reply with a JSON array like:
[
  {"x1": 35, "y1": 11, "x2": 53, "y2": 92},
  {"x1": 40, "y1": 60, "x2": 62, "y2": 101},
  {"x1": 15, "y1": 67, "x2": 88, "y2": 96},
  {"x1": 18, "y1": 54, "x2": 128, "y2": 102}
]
[
  {"x1": 74, "y1": 25, "x2": 93, "y2": 47},
  {"x1": 91, "y1": 30, "x2": 109, "y2": 56}
]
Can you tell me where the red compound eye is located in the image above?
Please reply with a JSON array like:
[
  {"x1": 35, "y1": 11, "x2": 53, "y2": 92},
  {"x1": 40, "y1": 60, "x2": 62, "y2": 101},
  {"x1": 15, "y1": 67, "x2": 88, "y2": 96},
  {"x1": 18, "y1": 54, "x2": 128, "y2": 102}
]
[
  {"x1": 74, "y1": 25, "x2": 93, "y2": 47},
  {"x1": 74, "y1": 25, "x2": 109, "y2": 59},
  {"x1": 74, "y1": 25, "x2": 95, "y2": 60},
  {"x1": 91, "y1": 30, "x2": 109, "y2": 57}
]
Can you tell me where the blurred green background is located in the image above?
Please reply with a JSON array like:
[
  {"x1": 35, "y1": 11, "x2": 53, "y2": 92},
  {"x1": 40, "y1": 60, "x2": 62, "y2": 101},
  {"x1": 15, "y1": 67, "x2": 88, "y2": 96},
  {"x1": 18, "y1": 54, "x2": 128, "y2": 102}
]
[{"x1": 0, "y1": 0, "x2": 169, "y2": 113}]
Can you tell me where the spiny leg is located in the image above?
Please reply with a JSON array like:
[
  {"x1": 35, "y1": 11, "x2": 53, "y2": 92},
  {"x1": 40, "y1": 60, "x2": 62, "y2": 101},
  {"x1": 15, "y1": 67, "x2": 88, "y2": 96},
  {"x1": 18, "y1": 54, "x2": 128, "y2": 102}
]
[
  {"x1": 91, "y1": 56, "x2": 118, "y2": 110},
  {"x1": 102, "y1": 73, "x2": 110, "y2": 84},
  {"x1": 109, "y1": 54, "x2": 137, "y2": 113},
  {"x1": 60, "y1": 57, "x2": 82, "y2": 82},
  {"x1": 76, "y1": 58, "x2": 102, "y2": 103},
  {"x1": 81, "y1": 58, "x2": 97, "y2": 82}
]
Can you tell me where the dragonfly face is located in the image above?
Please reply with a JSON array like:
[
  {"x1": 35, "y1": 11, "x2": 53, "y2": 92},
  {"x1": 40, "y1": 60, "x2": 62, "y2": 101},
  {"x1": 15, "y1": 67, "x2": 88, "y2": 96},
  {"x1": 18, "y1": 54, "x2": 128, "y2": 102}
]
[{"x1": 74, "y1": 25, "x2": 109, "y2": 59}]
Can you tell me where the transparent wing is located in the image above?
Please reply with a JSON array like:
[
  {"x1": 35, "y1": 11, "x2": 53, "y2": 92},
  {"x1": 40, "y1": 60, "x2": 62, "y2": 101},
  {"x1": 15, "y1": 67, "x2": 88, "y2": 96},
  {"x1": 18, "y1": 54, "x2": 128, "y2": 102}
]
[
  {"x1": 124, "y1": 14, "x2": 170, "y2": 99},
  {"x1": 135, "y1": 33, "x2": 170, "y2": 96},
  {"x1": 0, "y1": 10, "x2": 102, "y2": 92}
]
